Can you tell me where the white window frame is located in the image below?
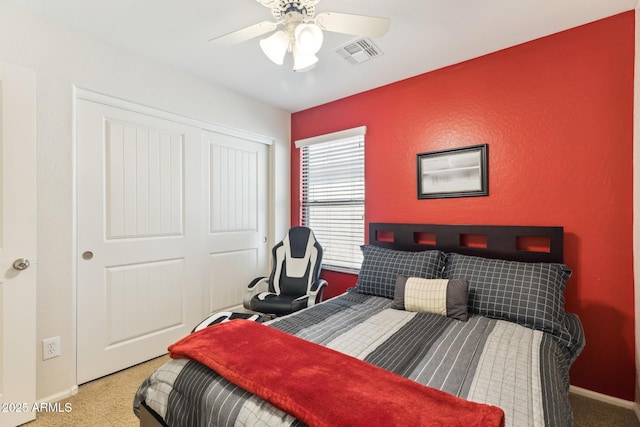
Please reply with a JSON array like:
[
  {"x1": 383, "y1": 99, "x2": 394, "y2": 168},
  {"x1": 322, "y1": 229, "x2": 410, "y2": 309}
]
[{"x1": 296, "y1": 126, "x2": 366, "y2": 273}]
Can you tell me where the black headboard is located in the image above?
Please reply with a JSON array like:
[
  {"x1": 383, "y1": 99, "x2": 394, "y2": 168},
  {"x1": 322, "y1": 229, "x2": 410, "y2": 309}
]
[{"x1": 369, "y1": 223, "x2": 564, "y2": 263}]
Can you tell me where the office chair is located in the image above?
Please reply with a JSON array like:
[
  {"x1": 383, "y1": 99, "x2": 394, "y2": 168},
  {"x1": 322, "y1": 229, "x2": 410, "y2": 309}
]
[{"x1": 243, "y1": 226, "x2": 327, "y2": 316}]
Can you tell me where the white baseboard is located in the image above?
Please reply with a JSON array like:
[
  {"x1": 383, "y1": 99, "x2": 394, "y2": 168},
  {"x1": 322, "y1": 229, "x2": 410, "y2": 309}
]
[
  {"x1": 570, "y1": 385, "x2": 638, "y2": 412},
  {"x1": 39, "y1": 385, "x2": 79, "y2": 404}
]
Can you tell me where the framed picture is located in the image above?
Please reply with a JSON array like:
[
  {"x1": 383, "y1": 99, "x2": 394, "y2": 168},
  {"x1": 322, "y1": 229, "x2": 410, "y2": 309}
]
[{"x1": 417, "y1": 144, "x2": 488, "y2": 199}]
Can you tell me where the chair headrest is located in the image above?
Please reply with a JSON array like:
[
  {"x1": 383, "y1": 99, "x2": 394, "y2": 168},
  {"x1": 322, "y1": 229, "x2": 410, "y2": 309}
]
[{"x1": 288, "y1": 227, "x2": 315, "y2": 258}]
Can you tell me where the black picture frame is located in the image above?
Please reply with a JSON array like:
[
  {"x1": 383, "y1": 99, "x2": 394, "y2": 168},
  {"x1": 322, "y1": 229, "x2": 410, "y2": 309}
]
[{"x1": 417, "y1": 144, "x2": 488, "y2": 199}]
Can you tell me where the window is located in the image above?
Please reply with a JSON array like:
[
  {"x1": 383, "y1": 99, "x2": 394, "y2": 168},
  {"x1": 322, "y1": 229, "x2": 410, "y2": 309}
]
[{"x1": 298, "y1": 127, "x2": 365, "y2": 271}]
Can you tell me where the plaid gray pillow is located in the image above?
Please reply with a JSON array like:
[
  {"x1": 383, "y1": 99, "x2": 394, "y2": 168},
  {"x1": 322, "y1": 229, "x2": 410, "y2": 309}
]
[
  {"x1": 355, "y1": 245, "x2": 445, "y2": 299},
  {"x1": 443, "y1": 253, "x2": 573, "y2": 346}
]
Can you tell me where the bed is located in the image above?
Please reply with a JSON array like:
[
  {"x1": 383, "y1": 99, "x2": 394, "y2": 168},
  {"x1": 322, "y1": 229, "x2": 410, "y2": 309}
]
[{"x1": 134, "y1": 223, "x2": 585, "y2": 427}]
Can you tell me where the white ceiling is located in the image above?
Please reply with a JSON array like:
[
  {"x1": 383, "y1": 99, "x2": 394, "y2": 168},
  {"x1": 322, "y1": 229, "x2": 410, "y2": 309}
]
[{"x1": 8, "y1": 0, "x2": 638, "y2": 112}]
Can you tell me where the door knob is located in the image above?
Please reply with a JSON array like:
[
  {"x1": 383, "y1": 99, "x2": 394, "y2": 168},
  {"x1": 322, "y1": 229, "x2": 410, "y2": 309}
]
[{"x1": 12, "y1": 258, "x2": 30, "y2": 271}]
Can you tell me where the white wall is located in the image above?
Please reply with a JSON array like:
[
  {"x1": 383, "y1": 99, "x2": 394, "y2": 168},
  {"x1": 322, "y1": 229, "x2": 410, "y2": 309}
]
[{"x1": 0, "y1": 4, "x2": 291, "y2": 401}]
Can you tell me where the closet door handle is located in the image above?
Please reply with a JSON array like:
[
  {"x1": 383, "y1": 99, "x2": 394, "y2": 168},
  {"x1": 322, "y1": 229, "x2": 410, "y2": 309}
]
[{"x1": 12, "y1": 258, "x2": 30, "y2": 271}]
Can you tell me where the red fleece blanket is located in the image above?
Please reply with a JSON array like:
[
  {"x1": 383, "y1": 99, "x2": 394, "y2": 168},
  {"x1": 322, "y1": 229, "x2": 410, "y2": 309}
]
[{"x1": 169, "y1": 319, "x2": 505, "y2": 427}]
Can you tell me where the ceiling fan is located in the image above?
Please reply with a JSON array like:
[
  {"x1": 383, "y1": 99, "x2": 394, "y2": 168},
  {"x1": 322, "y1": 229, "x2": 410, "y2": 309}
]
[{"x1": 209, "y1": 0, "x2": 390, "y2": 72}]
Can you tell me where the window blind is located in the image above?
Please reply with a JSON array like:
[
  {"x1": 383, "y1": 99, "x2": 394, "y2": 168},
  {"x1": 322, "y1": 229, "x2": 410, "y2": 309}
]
[{"x1": 300, "y1": 133, "x2": 364, "y2": 271}]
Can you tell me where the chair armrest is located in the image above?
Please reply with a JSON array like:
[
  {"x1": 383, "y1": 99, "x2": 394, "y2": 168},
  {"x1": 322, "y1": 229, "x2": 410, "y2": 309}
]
[
  {"x1": 248, "y1": 277, "x2": 268, "y2": 289},
  {"x1": 243, "y1": 277, "x2": 269, "y2": 309},
  {"x1": 307, "y1": 279, "x2": 328, "y2": 307}
]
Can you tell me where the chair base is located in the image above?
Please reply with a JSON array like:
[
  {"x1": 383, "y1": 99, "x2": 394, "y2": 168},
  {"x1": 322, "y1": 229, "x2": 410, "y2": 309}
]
[{"x1": 192, "y1": 311, "x2": 264, "y2": 333}]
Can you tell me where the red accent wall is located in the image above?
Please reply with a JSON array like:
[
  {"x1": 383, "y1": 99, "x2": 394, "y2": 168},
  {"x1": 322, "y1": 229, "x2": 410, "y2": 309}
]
[{"x1": 291, "y1": 12, "x2": 635, "y2": 401}]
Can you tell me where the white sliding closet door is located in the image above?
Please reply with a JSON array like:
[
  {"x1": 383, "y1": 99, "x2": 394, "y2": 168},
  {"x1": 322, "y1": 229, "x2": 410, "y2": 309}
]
[
  {"x1": 204, "y1": 130, "x2": 269, "y2": 312},
  {"x1": 76, "y1": 98, "x2": 205, "y2": 384}
]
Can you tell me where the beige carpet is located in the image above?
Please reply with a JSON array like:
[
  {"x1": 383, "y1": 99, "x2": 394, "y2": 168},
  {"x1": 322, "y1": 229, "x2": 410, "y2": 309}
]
[
  {"x1": 23, "y1": 355, "x2": 640, "y2": 426},
  {"x1": 22, "y1": 355, "x2": 169, "y2": 427},
  {"x1": 570, "y1": 393, "x2": 640, "y2": 427}
]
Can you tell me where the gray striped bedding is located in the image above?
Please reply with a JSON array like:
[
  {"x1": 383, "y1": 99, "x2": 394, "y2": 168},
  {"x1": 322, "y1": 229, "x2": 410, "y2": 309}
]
[{"x1": 134, "y1": 290, "x2": 584, "y2": 427}]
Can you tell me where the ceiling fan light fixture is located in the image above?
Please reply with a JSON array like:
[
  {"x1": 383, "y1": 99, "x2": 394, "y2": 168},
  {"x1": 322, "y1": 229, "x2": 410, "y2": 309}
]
[
  {"x1": 210, "y1": 1, "x2": 391, "y2": 73},
  {"x1": 294, "y1": 23, "x2": 323, "y2": 55},
  {"x1": 292, "y1": 50, "x2": 318, "y2": 72},
  {"x1": 259, "y1": 30, "x2": 290, "y2": 65}
]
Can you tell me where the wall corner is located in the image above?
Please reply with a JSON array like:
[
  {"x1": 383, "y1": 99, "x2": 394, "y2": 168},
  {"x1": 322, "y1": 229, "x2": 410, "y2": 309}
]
[{"x1": 633, "y1": 5, "x2": 640, "y2": 409}]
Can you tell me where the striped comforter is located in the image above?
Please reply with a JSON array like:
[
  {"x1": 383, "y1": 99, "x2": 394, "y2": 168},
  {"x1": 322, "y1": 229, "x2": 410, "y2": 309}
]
[{"x1": 134, "y1": 291, "x2": 584, "y2": 427}]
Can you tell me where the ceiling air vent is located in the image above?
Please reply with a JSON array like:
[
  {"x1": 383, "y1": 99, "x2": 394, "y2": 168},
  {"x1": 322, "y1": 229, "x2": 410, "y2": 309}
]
[{"x1": 335, "y1": 37, "x2": 383, "y2": 65}]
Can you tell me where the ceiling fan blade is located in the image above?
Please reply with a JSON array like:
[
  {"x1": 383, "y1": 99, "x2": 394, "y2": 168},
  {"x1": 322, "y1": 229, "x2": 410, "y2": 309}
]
[
  {"x1": 315, "y1": 12, "x2": 390, "y2": 38},
  {"x1": 209, "y1": 21, "x2": 278, "y2": 46}
]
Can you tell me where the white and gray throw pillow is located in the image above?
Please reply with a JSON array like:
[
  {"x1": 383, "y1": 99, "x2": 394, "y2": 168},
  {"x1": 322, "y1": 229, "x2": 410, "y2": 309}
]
[{"x1": 392, "y1": 276, "x2": 469, "y2": 321}]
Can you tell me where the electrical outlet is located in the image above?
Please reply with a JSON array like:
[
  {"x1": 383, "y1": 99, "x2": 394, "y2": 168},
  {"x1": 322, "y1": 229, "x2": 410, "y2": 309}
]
[{"x1": 42, "y1": 336, "x2": 61, "y2": 360}]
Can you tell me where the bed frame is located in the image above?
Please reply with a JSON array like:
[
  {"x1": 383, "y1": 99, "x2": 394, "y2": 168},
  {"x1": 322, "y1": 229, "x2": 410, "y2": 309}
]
[
  {"x1": 140, "y1": 401, "x2": 166, "y2": 427},
  {"x1": 138, "y1": 222, "x2": 564, "y2": 427}
]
